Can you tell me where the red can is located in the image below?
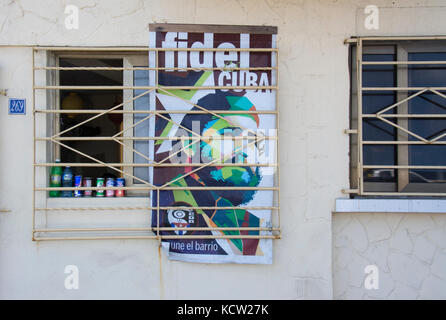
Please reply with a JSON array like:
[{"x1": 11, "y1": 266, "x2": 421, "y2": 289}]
[{"x1": 115, "y1": 178, "x2": 125, "y2": 197}]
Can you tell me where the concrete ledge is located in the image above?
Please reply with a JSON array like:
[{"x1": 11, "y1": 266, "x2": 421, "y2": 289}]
[
  {"x1": 46, "y1": 196, "x2": 150, "y2": 208},
  {"x1": 335, "y1": 198, "x2": 446, "y2": 213}
]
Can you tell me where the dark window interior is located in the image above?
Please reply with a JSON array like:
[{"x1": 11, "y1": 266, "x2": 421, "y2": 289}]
[{"x1": 59, "y1": 58, "x2": 123, "y2": 179}]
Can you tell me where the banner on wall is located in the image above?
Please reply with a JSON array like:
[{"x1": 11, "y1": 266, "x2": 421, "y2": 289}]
[{"x1": 149, "y1": 26, "x2": 277, "y2": 264}]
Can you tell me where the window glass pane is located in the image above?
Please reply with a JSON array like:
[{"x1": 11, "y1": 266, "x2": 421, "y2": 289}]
[
  {"x1": 362, "y1": 53, "x2": 397, "y2": 181},
  {"x1": 133, "y1": 69, "x2": 150, "y2": 182},
  {"x1": 408, "y1": 169, "x2": 446, "y2": 183},
  {"x1": 409, "y1": 52, "x2": 446, "y2": 87},
  {"x1": 362, "y1": 54, "x2": 395, "y2": 88},
  {"x1": 408, "y1": 52, "x2": 446, "y2": 183}
]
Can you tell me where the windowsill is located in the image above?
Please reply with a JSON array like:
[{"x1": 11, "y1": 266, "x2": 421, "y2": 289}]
[
  {"x1": 41, "y1": 197, "x2": 151, "y2": 230},
  {"x1": 46, "y1": 196, "x2": 150, "y2": 208},
  {"x1": 335, "y1": 198, "x2": 446, "y2": 213}
]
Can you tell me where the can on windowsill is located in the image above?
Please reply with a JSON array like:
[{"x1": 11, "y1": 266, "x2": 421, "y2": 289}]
[
  {"x1": 106, "y1": 178, "x2": 115, "y2": 197},
  {"x1": 83, "y1": 177, "x2": 93, "y2": 197},
  {"x1": 115, "y1": 178, "x2": 125, "y2": 197},
  {"x1": 74, "y1": 175, "x2": 83, "y2": 197},
  {"x1": 96, "y1": 178, "x2": 105, "y2": 197}
]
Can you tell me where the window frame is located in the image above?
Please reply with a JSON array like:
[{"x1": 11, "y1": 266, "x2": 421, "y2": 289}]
[
  {"x1": 31, "y1": 43, "x2": 280, "y2": 242},
  {"x1": 47, "y1": 50, "x2": 151, "y2": 197},
  {"x1": 123, "y1": 54, "x2": 151, "y2": 195},
  {"x1": 348, "y1": 37, "x2": 446, "y2": 197}
]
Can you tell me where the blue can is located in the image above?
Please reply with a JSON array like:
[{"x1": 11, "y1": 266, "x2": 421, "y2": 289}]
[
  {"x1": 115, "y1": 178, "x2": 125, "y2": 197},
  {"x1": 106, "y1": 178, "x2": 115, "y2": 197},
  {"x1": 74, "y1": 175, "x2": 83, "y2": 197}
]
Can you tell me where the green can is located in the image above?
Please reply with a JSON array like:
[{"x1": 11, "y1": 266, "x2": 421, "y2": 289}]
[{"x1": 96, "y1": 178, "x2": 105, "y2": 197}]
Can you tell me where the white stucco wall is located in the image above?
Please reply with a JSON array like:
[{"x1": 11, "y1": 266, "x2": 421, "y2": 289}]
[
  {"x1": 334, "y1": 212, "x2": 446, "y2": 299},
  {"x1": 0, "y1": 0, "x2": 445, "y2": 299}
]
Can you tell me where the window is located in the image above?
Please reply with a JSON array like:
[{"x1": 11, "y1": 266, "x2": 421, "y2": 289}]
[
  {"x1": 37, "y1": 51, "x2": 152, "y2": 198},
  {"x1": 348, "y1": 37, "x2": 446, "y2": 196},
  {"x1": 32, "y1": 25, "x2": 280, "y2": 253},
  {"x1": 57, "y1": 57, "x2": 124, "y2": 180}
]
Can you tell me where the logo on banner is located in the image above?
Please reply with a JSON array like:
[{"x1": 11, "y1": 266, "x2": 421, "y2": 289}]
[{"x1": 167, "y1": 203, "x2": 197, "y2": 235}]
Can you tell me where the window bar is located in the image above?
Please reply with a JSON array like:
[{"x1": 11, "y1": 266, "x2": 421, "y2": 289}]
[
  {"x1": 345, "y1": 36, "x2": 446, "y2": 44},
  {"x1": 156, "y1": 188, "x2": 160, "y2": 243},
  {"x1": 35, "y1": 109, "x2": 278, "y2": 114},
  {"x1": 36, "y1": 46, "x2": 278, "y2": 52},
  {"x1": 275, "y1": 49, "x2": 281, "y2": 237},
  {"x1": 362, "y1": 192, "x2": 446, "y2": 197},
  {"x1": 35, "y1": 85, "x2": 277, "y2": 90},
  {"x1": 34, "y1": 235, "x2": 279, "y2": 241},
  {"x1": 363, "y1": 87, "x2": 446, "y2": 91},
  {"x1": 363, "y1": 141, "x2": 446, "y2": 145},
  {"x1": 32, "y1": 48, "x2": 36, "y2": 241},
  {"x1": 32, "y1": 46, "x2": 280, "y2": 241},
  {"x1": 36, "y1": 136, "x2": 278, "y2": 141},
  {"x1": 155, "y1": 49, "x2": 160, "y2": 245},
  {"x1": 357, "y1": 39, "x2": 364, "y2": 195},
  {"x1": 35, "y1": 66, "x2": 278, "y2": 71},
  {"x1": 34, "y1": 227, "x2": 280, "y2": 232},
  {"x1": 363, "y1": 115, "x2": 446, "y2": 118},
  {"x1": 362, "y1": 61, "x2": 446, "y2": 65},
  {"x1": 35, "y1": 206, "x2": 280, "y2": 211},
  {"x1": 36, "y1": 186, "x2": 278, "y2": 191},
  {"x1": 363, "y1": 165, "x2": 446, "y2": 170},
  {"x1": 35, "y1": 163, "x2": 278, "y2": 167}
]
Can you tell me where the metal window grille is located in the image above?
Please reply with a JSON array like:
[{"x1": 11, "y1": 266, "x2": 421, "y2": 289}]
[
  {"x1": 345, "y1": 36, "x2": 446, "y2": 196},
  {"x1": 32, "y1": 46, "x2": 281, "y2": 241}
]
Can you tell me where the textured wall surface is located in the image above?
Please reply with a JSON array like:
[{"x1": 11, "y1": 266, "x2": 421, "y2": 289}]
[
  {"x1": 0, "y1": 0, "x2": 445, "y2": 299},
  {"x1": 333, "y1": 213, "x2": 446, "y2": 299}
]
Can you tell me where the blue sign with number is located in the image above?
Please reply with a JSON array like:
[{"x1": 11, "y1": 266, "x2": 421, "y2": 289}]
[{"x1": 8, "y1": 98, "x2": 26, "y2": 115}]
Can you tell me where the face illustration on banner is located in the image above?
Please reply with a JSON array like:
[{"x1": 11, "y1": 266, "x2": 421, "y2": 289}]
[{"x1": 171, "y1": 90, "x2": 263, "y2": 206}]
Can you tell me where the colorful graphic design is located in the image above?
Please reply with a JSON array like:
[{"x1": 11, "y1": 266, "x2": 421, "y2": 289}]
[{"x1": 149, "y1": 30, "x2": 276, "y2": 264}]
